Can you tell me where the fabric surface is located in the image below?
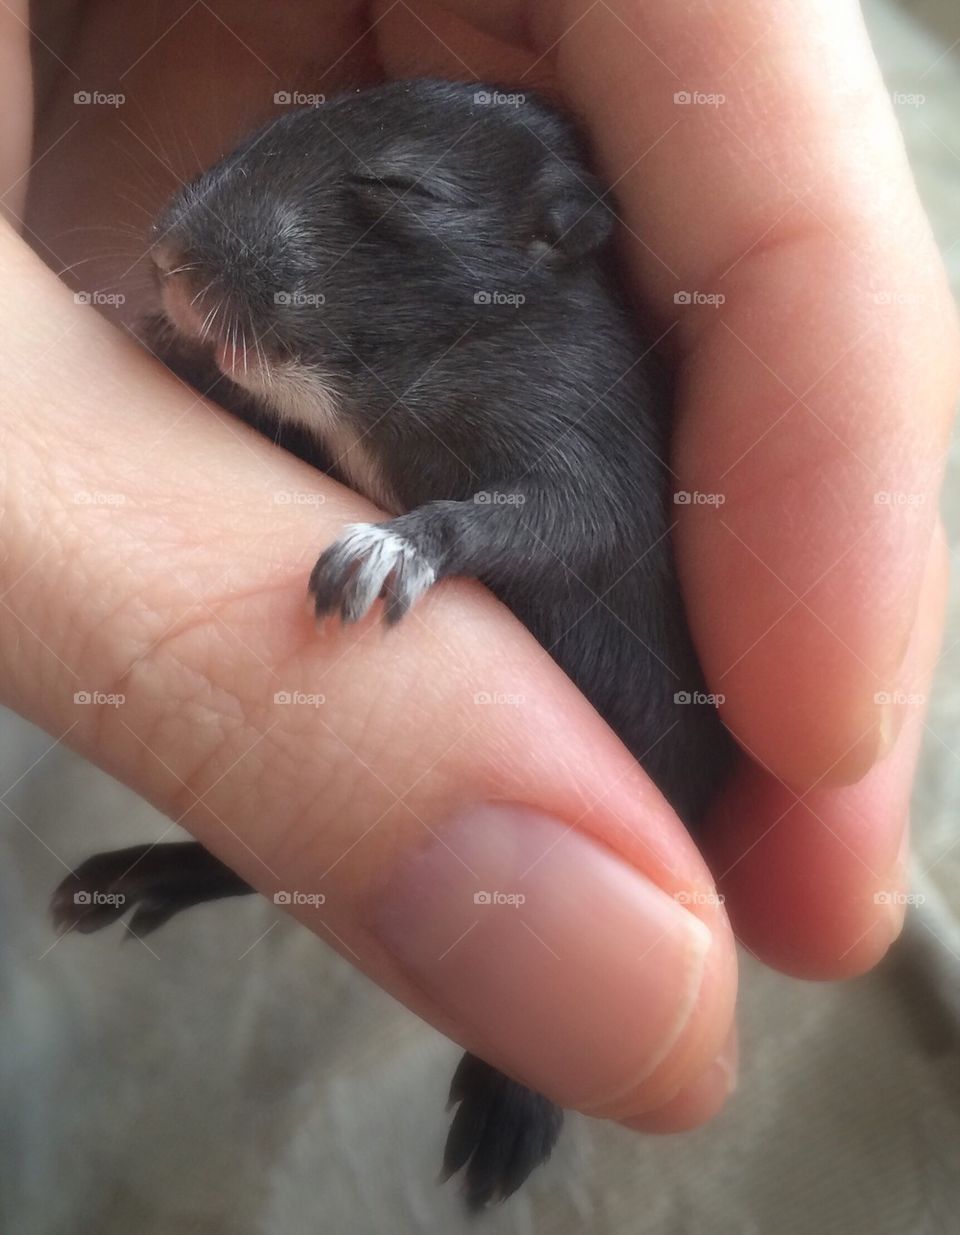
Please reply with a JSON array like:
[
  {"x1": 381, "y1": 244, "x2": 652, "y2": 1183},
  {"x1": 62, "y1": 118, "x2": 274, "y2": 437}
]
[{"x1": 2, "y1": 2, "x2": 959, "y2": 1231}]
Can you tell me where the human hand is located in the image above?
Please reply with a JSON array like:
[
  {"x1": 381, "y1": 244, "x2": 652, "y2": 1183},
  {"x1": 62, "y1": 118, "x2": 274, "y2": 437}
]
[
  {"x1": 369, "y1": 0, "x2": 957, "y2": 989},
  {"x1": 3, "y1": 0, "x2": 956, "y2": 1139}
]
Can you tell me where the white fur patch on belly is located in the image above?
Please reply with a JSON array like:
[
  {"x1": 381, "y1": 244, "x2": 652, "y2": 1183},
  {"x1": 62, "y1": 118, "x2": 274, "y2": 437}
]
[{"x1": 230, "y1": 359, "x2": 400, "y2": 513}]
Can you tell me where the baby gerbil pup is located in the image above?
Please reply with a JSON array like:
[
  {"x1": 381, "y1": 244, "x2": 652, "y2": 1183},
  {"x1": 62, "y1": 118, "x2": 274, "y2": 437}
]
[{"x1": 51, "y1": 79, "x2": 734, "y2": 1208}]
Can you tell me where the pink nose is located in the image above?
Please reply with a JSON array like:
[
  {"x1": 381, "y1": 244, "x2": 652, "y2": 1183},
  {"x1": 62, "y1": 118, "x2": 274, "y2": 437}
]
[
  {"x1": 151, "y1": 239, "x2": 210, "y2": 339},
  {"x1": 159, "y1": 271, "x2": 207, "y2": 339},
  {"x1": 151, "y1": 237, "x2": 178, "y2": 276}
]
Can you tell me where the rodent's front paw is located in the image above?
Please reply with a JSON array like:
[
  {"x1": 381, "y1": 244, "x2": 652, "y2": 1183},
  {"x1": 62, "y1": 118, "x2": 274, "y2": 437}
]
[{"x1": 308, "y1": 522, "x2": 437, "y2": 626}]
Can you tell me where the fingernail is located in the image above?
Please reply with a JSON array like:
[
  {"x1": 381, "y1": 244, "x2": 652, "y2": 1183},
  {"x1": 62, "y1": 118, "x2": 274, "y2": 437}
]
[
  {"x1": 875, "y1": 824, "x2": 912, "y2": 944},
  {"x1": 623, "y1": 1022, "x2": 737, "y2": 1133},
  {"x1": 374, "y1": 805, "x2": 713, "y2": 1111}
]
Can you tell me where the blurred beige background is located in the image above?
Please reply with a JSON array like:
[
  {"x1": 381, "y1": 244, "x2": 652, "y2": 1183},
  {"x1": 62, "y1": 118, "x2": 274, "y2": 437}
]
[{"x1": 2, "y1": 2, "x2": 959, "y2": 1232}]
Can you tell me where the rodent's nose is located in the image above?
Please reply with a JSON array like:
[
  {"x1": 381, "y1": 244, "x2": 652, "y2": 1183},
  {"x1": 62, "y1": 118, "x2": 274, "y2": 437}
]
[
  {"x1": 151, "y1": 237, "x2": 185, "y2": 279},
  {"x1": 160, "y1": 273, "x2": 207, "y2": 339},
  {"x1": 152, "y1": 240, "x2": 209, "y2": 340}
]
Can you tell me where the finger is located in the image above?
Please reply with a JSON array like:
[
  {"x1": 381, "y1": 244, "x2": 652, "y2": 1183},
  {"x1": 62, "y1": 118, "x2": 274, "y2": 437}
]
[
  {"x1": 381, "y1": 0, "x2": 960, "y2": 790},
  {"x1": 377, "y1": 0, "x2": 541, "y2": 50},
  {"x1": 0, "y1": 0, "x2": 32, "y2": 225},
  {"x1": 0, "y1": 229, "x2": 735, "y2": 1124},
  {"x1": 703, "y1": 523, "x2": 949, "y2": 978},
  {"x1": 623, "y1": 1020, "x2": 737, "y2": 1133},
  {"x1": 372, "y1": 0, "x2": 556, "y2": 95}
]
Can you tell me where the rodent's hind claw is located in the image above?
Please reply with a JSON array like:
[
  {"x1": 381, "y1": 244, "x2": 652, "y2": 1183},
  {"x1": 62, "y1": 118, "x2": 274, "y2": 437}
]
[
  {"x1": 49, "y1": 843, "x2": 252, "y2": 939},
  {"x1": 442, "y1": 1052, "x2": 564, "y2": 1210}
]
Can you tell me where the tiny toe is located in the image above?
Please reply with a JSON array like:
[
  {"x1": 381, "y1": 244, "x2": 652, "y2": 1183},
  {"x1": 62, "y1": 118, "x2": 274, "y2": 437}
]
[
  {"x1": 383, "y1": 584, "x2": 412, "y2": 625},
  {"x1": 50, "y1": 888, "x2": 124, "y2": 935},
  {"x1": 385, "y1": 549, "x2": 435, "y2": 624},
  {"x1": 50, "y1": 858, "x2": 131, "y2": 935},
  {"x1": 126, "y1": 895, "x2": 193, "y2": 937},
  {"x1": 308, "y1": 560, "x2": 342, "y2": 618}
]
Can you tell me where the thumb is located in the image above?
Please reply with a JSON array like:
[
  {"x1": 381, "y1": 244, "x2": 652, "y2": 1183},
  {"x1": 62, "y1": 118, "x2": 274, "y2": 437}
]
[{"x1": 0, "y1": 227, "x2": 736, "y2": 1123}]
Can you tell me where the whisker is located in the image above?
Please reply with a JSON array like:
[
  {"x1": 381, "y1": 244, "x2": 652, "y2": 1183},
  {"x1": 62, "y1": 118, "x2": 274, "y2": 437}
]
[
  {"x1": 56, "y1": 252, "x2": 135, "y2": 279},
  {"x1": 190, "y1": 278, "x2": 215, "y2": 308},
  {"x1": 198, "y1": 303, "x2": 217, "y2": 341}
]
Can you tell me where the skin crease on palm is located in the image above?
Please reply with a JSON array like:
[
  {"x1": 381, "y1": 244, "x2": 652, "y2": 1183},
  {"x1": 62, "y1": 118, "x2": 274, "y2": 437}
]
[{"x1": 0, "y1": 0, "x2": 956, "y2": 1140}]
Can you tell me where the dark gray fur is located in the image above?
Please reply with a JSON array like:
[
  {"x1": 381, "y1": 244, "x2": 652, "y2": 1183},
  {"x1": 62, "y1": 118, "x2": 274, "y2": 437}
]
[{"x1": 52, "y1": 79, "x2": 734, "y2": 1210}]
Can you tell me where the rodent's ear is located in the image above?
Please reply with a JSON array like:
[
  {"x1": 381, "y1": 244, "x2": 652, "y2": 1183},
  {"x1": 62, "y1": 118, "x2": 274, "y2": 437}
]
[{"x1": 529, "y1": 158, "x2": 615, "y2": 267}]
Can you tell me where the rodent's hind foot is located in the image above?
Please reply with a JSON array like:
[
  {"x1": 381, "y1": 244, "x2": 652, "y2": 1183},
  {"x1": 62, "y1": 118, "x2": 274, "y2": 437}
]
[
  {"x1": 308, "y1": 521, "x2": 437, "y2": 626},
  {"x1": 442, "y1": 1052, "x2": 564, "y2": 1210},
  {"x1": 50, "y1": 842, "x2": 252, "y2": 938}
]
